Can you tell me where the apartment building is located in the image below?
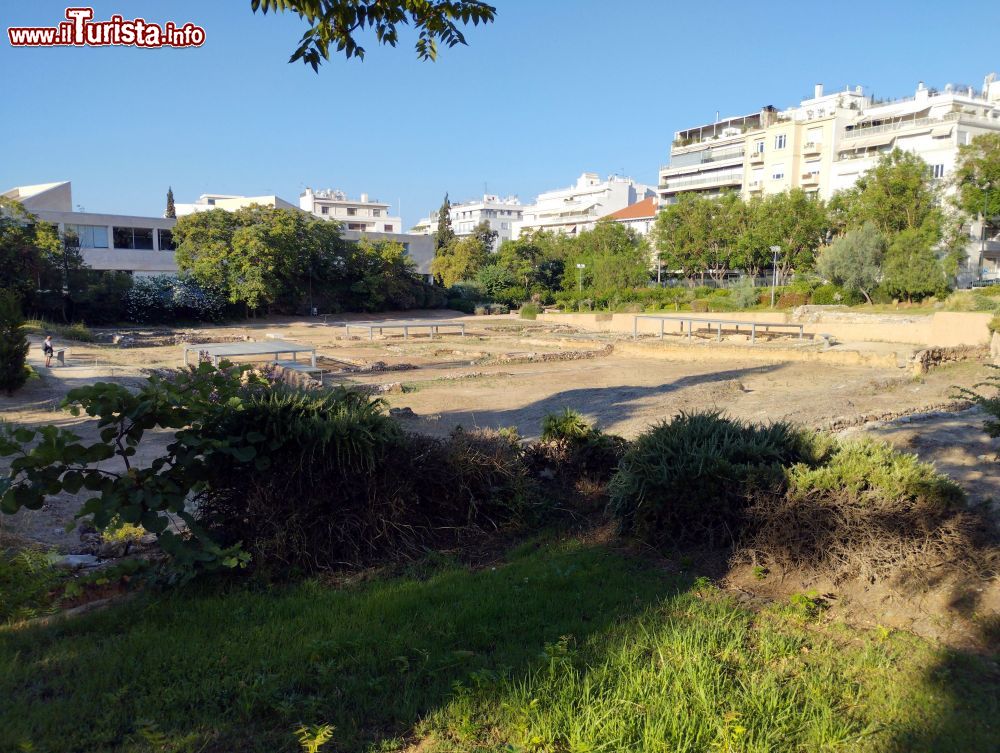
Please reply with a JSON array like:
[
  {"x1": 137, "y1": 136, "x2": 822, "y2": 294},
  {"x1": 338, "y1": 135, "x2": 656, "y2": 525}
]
[
  {"x1": 1, "y1": 181, "x2": 177, "y2": 275},
  {"x1": 601, "y1": 196, "x2": 659, "y2": 236},
  {"x1": 175, "y1": 193, "x2": 299, "y2": 215},
  {"x1": 660, "y1": 73, "x2": 1000, "y2": 274},
  {"x1": 411, "y1": 194, "x2": 523, "y2": 250},
  {"x1": 300, "y1": 188, "x2": 402, "y2": 234},
  {"x1": 514, "y1": 173, "x2": 655, "y2": 237},
  {"x1": 658, "y1": 109, "x2": 773, "y2": 204}
]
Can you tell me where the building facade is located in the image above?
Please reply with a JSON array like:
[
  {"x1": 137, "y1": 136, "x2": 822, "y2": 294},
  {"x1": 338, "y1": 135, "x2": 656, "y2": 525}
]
[
  {"x1": 411, "y1": 194, "x2": 523, "y2": 250},
  {"x1": 175, "y1": 193, "x2": 299, "y2": 215},
  {"x1": 300, "y1": 188, "x2": 402, "y2": 234},
  {"x1": 514, "y1": 173, "x2": 655, "y2": 237},
  {"x1": 601, "y1": 196, "x2": 659, "y2": 236},
  {"x1": 2, "y1": 181, "x2": 177, "y2": 275},
  {"x1": 659, "y1": 74, "x2": 1000, "y2": 275}
]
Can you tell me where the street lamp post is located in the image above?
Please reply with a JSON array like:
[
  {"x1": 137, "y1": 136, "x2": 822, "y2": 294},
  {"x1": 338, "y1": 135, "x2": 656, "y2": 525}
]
[
  {"x1": 576, "y1": 263, "x2": 586, "y2": 293},
  {"x1": 769, "y1": 246, "x2": 781, "y2": 308}
]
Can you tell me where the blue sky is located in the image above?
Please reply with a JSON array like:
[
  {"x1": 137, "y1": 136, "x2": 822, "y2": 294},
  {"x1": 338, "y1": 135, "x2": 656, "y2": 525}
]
[{"x1": 2, "y1": 0, "x2": 998, "y2": 227}]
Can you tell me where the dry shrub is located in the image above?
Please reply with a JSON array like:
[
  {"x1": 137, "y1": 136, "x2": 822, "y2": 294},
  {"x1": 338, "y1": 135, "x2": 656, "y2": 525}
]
[
  {"x1": 738, "y1": 438, "x2": 993, "y2": 583},
  {"x1": 196, "y1": 390, "x2": 536, "y2": 572}
]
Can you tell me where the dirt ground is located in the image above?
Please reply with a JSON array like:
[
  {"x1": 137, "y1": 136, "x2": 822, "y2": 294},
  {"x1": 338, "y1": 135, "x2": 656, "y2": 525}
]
[{"x1": 1, "y1": 312, "x2": 997, "y2": 552}]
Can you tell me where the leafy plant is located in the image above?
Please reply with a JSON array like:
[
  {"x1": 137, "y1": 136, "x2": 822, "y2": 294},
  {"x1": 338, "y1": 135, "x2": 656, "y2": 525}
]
[
  {"x1": 608, "y1": 412, "x2": 811, "y2": 547},
  {"x1": 295, "y1": 723, "x2": 335, "y2": 753},
  {"x1": 0, "y1": 289, "x2": 30, "y2": 395}
]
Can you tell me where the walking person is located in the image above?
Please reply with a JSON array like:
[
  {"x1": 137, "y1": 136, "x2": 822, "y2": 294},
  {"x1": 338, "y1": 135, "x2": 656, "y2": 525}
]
[{"x1": 43, "y1": 334, "x2": 55, "y2": 368}]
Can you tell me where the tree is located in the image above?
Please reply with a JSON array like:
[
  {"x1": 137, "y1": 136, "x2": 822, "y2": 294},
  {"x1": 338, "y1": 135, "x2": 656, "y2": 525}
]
[
  {"x1": 434, "y1": 193, "x2": 454, "y2": 251},
  {"x1": 165, "y1": 187, "x2": 176, "y2": 219},
  {"x1": 472, "y1": 219, "x2": 498, "y2": 251},
  {"x1": 838, "y1": 149, "x2": 942, "y2": 238},
  {"x1": 0, "y1": 198, "x2": 61, "y2": 303},
  {"x1": 953, "y1": 133, "x2": 1000, "y2": 237},
  {"x1": 882, "y1": 227, "x2": 947, "y2": 302},
  {"x1": 816, "y1": 223, "x2": 886, "y2": 304},
  {"x1": 0, "y1": 289, "x2": 30, "y2": 395},
  {"x1": 173, "y1": 205, "x2": 347, "y2": 314},
  {"x1": 563, "y1": 222, "x2": 649, "y2": 291},
  {"x1": 250, "y1": 0, "x2": 497, "y2": 70},
  {"x1": 430, "y1": 236, "x2": 489, "y2": 286},
  {"x1": 744, "y1": 190, "x2": 829, "y2": 280}
]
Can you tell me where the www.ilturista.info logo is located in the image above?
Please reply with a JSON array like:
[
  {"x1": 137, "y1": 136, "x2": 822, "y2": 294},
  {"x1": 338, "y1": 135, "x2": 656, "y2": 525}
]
[{"x1": 7, "y1": 7, "x2": 205, "y2": 48}]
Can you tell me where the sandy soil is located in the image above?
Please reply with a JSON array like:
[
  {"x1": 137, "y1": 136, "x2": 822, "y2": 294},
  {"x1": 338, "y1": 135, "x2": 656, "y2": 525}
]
[{"x1": 0, "y1": 315, "x2": 995, "y2": 553}]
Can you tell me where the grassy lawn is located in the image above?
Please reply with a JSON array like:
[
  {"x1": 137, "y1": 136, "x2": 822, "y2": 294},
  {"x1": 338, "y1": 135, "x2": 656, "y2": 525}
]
[{"x1": 1, "y1": 539, "x2": 996, "y2": 753}]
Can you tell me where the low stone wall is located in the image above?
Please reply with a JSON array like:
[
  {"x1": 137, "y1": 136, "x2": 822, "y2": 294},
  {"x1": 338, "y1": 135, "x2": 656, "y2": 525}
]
[
  {"x1": 616, "y1": 341, "x2": 903, "y2": 369},
  {"x1": 537, "y1": 309, "x2": 992, "y2": 348}
]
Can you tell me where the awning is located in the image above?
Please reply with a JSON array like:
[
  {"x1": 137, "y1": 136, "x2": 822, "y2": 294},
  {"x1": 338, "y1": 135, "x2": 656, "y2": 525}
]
[
  {"x1": 931, "y1": 125, "x2": 954, "y2": 138},
  {"x1": 840, "y1": 133, "x2": 896, "y2": 150}
]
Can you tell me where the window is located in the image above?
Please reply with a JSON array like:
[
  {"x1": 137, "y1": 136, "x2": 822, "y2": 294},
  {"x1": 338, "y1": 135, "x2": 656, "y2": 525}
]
[
  {"x1": 65, "y1": 224, "x2": 109, "y2": 248},
  {"x1": 207, "y1": 198, "x2": 216, "y2": 205},
  {"x1": 347, "y1": 222, "x2": 365, "y2": 230},
  {"x1": 774, "y1": 134, "x2": 787, "y2": 150},
  {"x1": 754, "y1": 139, "x2": 764, "y2": 154},
  {"x1": 771, "y1": 163, "x2": 785, "y2": 180},
  {"x1": 321, "y1": 206, "x2": 329, "y2": 215},
  {"x1": 347, "y1": 207, "x2": 357, "y2": 216},
  {"x1": 383, "y1": 224, "x2": 393, "y2": 232},
  {"x1": 158, "y1": 229, "x2": 175, "y2": 251},
  {"x1": 931, "y1": 164, "x2": 945, "y2": 179},
  {"x1": 113, "y1": 227, "x2": 155, "y2": 250},
  {"x1": 804, "y1": 159, "x2": 821, "y2": 175},
  {"x1": 373, "y1": 209, "x2": 381, "y2": 217}
]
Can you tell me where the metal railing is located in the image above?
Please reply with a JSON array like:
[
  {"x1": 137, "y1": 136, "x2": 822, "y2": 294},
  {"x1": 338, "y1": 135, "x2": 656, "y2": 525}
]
[{"x1": 659, "y1": 170, "x2": 744, "y2": 191}]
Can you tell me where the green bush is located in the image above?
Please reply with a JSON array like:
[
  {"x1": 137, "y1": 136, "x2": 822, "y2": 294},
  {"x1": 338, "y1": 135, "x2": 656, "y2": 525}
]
[
  {"x1": 809, "y1": 284, "x2": 844, "y2": 306},
  {"x1": 23, "y1": 319, "x2": 95, "y2": 342},
  {"x1": 777, "y1": 291, "x2": 809, "y2": 308},
  {"x1": 690, "y1": 299, "x2": 709, "y2": 312},
  {"x1": 609, "y1": 412, "x2": 811, "y2": 546},
  {"x1": 0, "y1": 290, "x2": 29, "y2": 395},
  {"x1": 520, "y1": 303, "x2": 540, "y2": 320},
  {"x1": 0, "y1": 547, "x2": 62, "y2": 624},
  {"x1": 535, "y1": 409, "x2": 626, "y2": 484},
  {"x1": 730, "y1": 279, "x2": 759, "y2": 309}
]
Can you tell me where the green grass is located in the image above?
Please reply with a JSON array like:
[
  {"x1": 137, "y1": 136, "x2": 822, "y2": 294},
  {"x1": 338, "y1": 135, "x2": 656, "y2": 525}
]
[
  {"x1": 0, "y1": 540, "x2": 996, "y2": 753},
  {"x1": 0, "y1": 547, "x2": 64, "y2": 624}
]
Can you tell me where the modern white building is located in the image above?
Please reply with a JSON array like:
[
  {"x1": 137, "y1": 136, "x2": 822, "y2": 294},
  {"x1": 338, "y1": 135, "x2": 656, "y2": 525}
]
[
  {"x1": 300, "y1": 188, "x2": 402, "y2": 234},
  {"x1": 174, "y1": 193, "x2": 299, "y2": 216},
  {"x1": 410, "y1": 194, "x2": 524, "y2": 250},
  {"x1": 513, "y1": 173, "x2": 656, "y2": 237},
  {"x1": 1, "y1": 181, "x2": 178, "y2": 275}
]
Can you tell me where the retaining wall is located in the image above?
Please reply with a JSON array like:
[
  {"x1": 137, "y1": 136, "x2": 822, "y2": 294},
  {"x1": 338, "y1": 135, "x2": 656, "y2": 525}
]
[{"x1": 537, "y1": 310, "x2": 992, "y2": 348}]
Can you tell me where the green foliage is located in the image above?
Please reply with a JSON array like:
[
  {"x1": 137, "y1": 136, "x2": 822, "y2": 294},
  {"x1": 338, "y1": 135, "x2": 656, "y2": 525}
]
[
  {"x1": 729, "y1": 277, "x2": 759, "y2": 308},
  {"x1": 0, "y1": 363, "x2": 266, "y2": 575},
  {"x1": 250, "y1": 0, "x2": 497, "y2": 69},
  {"x1": 23, "y1": 319, "x2": 95, "y2": 343},
  {"x1": 519, "y1": 303, "x2": 540, "y2": 320},
  {"x1": 295, "y1": 723, "x2": 335, "y2": 753},
  {"x1": 608, "y1": 412, "x2": 810, "y2": 546},
  {"x1": 953, "y1": 132, "x2": 1000, "y2": 237},
  {"x1": 0, "y1": 290, "x2": 30, "y2": 395},
  {"x1": 165, "y1": 187, "x2": 176, "y2": 219},
  {"x1": 0, "y1": 198, "x2": 61, "y2": 305},
  {"x1": 2, "y1": 541, "x2": 995, "y2": 752},
  {"x1": 541, "y1": 409, "x2": 592, "y2": 445},
  {"x1": 537, "y1": 410, "x2": 625, "y2": 482},
  {"x1": 0, "y1": 547, "x2": 63, "y2": 623},
  {"x1": 881, "y1": 227, "x2": 949, "y2": 302},
  {"x1": 434, "y1": 193, "x2": 455, "y2": 252},
  {"x1": 816, "y1": 223, "x2": 886, "y2": 304},
  {"x1": 124, "y1": 275, "x2": 227, "y2": 323},
  {"x1": 431, "y1": 236, "x2": 489, "y2": 287}
]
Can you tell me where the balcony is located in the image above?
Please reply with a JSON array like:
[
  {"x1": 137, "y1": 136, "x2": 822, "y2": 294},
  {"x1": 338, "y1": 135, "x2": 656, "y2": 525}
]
[
  {"x1": 747, "y1": 180, "x2": 763, "y2": 192},
  {"x1": 801, "y1": 172, "x2": 820, "y2": 186},
  {"x1": 802, "y1": 141, "x2": 822, "y2": 155},
  {"x1": 749, "y1": 151, "x2": 765, "y2": 164},
  {"x1": 659, "y1": 170, "x2": 744, "y2": 193}
]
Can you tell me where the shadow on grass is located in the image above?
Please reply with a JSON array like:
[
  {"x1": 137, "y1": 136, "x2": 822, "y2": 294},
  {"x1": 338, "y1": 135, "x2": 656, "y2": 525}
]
[{"x1": 0, "y1": 539, "x2": 683, "y2": 753}]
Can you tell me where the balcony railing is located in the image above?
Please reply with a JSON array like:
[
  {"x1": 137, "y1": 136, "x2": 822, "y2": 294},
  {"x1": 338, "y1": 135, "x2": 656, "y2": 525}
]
[
  {"x1": 659, "y1": 170, "x2": 744, "y2": 191},
  {"x1": 802, "y1": 141, "x2": 822, "y2": 153},
  {"x1": 801, "y1": 172, "x2": 820, "y2": 184},
  {"x1": 749, "y1": 151, "x2": 765, "y2": 163}
]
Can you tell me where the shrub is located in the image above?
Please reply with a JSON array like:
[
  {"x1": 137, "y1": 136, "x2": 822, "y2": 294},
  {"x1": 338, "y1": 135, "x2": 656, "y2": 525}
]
[
  {"x1": 24, "y1": 320, "x2": 96, "y2": 343},
  {"x1": 487, "y1": 303, "x2": 510, "y2": 315},
  {"x1": 520, "y1": 303, "x2": 540, "y2": 320},
  {"x1": 474, "y1": 305, "x2": 489, "y2": 316},
  {"x1": 741, "y1": 437, "x2": 975, "y2": 582},
  {"x1": 809, "y1": 284, "x2": 844, "y2": 306},
  {"x1": 690, "y1": 299, "x2": 709, "y2": 312},
  {"x1": 124, "y1": 275, "x2": 226, "y2": 324},
  {"x1": 777, "y1": 291, "x2": 809, "y2": 308},
  {"x1": 0, "y1": 290, "x2": 30, "y2": 395},
  {"x1": 730, "y1": 279, "x2": 759, "y2": 309},
  {"x1": 541, "y1": 408, "x2": 593, "y2": 445},
  {"x1": 608, "y1": 412, "x2": 811, "y2": 546}
]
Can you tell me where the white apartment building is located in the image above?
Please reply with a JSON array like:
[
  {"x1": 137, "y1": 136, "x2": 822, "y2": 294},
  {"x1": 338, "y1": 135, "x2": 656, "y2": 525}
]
[
  {"x1": 659, "y1": 73, "x2": 1000, "y2": 276},
  {"x1": 410, "y1": 194, "x2": 524, "y2": 250},
  {"x1": 601, "y1": 196, "x2": 659, "y2": 237},
  {"x1": 1, "y1": 181, "x2": 177, "y2": 275},
  {"x1": 300, "y1": 188, "x2": 402, "y2": 234},
  {"x1": 514, "y1": 173, "x2": 656, "y2": 237},
  {"x1": 174, "y1": 193, "x2": 299, "y2": 215}
]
